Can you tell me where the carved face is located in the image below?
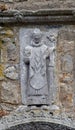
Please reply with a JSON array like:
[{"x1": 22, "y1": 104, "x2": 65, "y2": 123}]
[
  {"x1": 33, "y1": 35, "x2": 41, "y2": 44},
  {"x1": 32, "y1": 29, "x2": 42, "y2": 44}
]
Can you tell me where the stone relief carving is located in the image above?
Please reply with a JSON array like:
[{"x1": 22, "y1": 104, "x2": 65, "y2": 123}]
[
  {"x1": 20, "y1": 28, "x2": 58, "y2": 106},
  {"x1": 14, "y1": 12, "x2": 24, "y2": 22},
  {"x1": 23, "y1": 29, "x2": 50, "y2": 105}
]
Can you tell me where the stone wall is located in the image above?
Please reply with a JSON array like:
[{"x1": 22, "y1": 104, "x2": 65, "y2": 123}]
[
  {"x1": 0, "y1": 0, "x2": 75, "y2": 11},
  {"x1": 0, "y1": 0, "x2": 75, "y2": 129},
  {"x1": 57, "y1": 26, "x2": 75, "y2": 118},
  {"x1": 0, "y1": 27, "x2": 21, "y2": 116},
  {"x1": 0, "y1": 25, "x2": 75, "y2": 128}
]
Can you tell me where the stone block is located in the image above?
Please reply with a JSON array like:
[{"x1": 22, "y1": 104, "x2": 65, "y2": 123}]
[
  {"x1": 1, "y1": 81, "x2": 21, "y2": 104},
  {"x1": 61, "y1": 54, "x2": 73, "y2": 73},
  {"x1": 56, "y1": 27, "x2": 75, "y2": 117},
  {"x1": 4, "y1": 65, "x2": 19, "y2": 80}
]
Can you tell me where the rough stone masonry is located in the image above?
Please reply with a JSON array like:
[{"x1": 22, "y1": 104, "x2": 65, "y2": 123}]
[{"x1": 0, "y1": 0, "x2": 75, "y2": 130}]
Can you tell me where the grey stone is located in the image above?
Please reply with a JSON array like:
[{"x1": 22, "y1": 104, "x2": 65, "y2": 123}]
[
  {"x1": 20, "y1": 27, "x2": 58, "y2": 106},
  {"x1": 1, "y1": 0, "x2": 13, "y2": 2},
  {"x1": 7, "y1": 43, "x2": 17, "y2": 61},
  {"x1": 0, "y1": 103, "x2": 17, "y2": 112},
  {"x1": 23, "y1": 28, "x2": 50, "y2": 105},
  {"x1": 4, "y1": 65, "x2": 19, "y2": 80},
  {"x1": 0, "y1": 10, "x2": 75, "y2": 24},
  {"x1": 1, "y1": 81, "x2": 20, "y2": 104},
  {"x1": 61, "y1": 54, "x2": 73, "y2": 73},
  {"x1": 0, "y1": 105, "x2": 75, "y2": 130}
]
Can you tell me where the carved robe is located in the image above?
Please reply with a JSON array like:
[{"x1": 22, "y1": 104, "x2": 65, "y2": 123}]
[{"x1": 24, "y1": 42, "x2": 50, "y2": 105}]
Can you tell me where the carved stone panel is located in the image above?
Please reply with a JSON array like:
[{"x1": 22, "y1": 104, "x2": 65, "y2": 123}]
[{"x1": 20, "y1": 27, "x2": 58, "y2": 106}]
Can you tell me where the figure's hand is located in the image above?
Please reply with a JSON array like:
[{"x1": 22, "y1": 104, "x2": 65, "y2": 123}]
[
  {"x1": 23, "y1": 47, "x2": 31, "y2": 64},
  {"x1": 49, "y1": 46, "x2": 55, "y2": 52},
  {"x1": 24, "y1": 48, "x2": 31, "y2": 57}
]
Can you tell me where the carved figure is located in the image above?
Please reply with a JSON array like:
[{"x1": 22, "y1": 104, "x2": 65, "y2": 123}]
[{"x1": 23, "y1": 29, "x2": 50, "y2": 105}]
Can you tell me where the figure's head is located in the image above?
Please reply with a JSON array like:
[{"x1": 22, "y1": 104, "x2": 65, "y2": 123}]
[{"x1": 32, "y1": 28, "x2": 42, "y2": 44}]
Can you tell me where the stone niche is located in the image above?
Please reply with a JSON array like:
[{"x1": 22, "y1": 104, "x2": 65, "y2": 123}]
[
  {"x1": 0, "y1": 10, "x2": 75, "y2": 129},
  {"x1": 19, "y1": 25, "x2": 75, "y2": 116}
]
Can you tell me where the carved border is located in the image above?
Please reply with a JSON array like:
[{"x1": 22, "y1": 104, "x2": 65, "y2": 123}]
[
  {"x1": 0, "y1": 106, "x2": 75, "y2": 130},
  {"x1": 0, "y1": 9, "x2": 75, "y2": 24}
]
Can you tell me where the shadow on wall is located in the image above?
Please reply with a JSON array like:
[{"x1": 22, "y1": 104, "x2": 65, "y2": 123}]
[{"x1": 6, "y1": 122, "x2": 75, "y2": 130}]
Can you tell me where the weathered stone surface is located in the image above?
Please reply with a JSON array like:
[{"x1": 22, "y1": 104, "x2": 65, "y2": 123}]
[
  {"x1": 0, "y1": 103, "x2": 18, "y2": 112},
  {"x1": 0, "y1": 1, "x2": 75, "y2": 130},
  {"x1": 3, "y1": 0, "x2": 75, "y2": 10},
  {"x1": 61, "y1": 54, "x2": 73, "y2": 72},
  {"x1": 0, "y1": 65, "x2": 4, "y2": 80},
  {"x1": 0, "y1": 4, "x2": 8, "y2": 11},
  {"x1": 0, "y1": 28, "x2": 17, "y2": 63},
  {"x1": 0, "y1": 110, "x2": 9, "y2": 117},
  {"x1": 0, "y1": 26, "x2": 20, "y2": 114},
  {"x1": 57, "y1": 27, "x2": 75, "y2": 116},
  {"x1": 0, "y1": 25, "x2": 75, "y2": 129},
  {"x1": 4, "y1": 65, "x2": 19, "y2": 80},
  {"x1": 0, "y1": 105, "x2": 75, "y2": 130},
  {"x1": 1, "y1": 81, "x2": 20, "y2": 104},
  {"x1": 1, "y1": 0, "x2": 75, "y2": 12},
  {"x1": 0, "y1": 9, "x2": 75, "y2": 25},
  {"x1": 20, "y1": 27, "x2": 58, "y2": 105},
  {"x1": 23, "y1": 28, "x2": 50, "y2": 105},
  {"x1": 0, "y1": 0, "x2": 13, "y2": 2}
]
